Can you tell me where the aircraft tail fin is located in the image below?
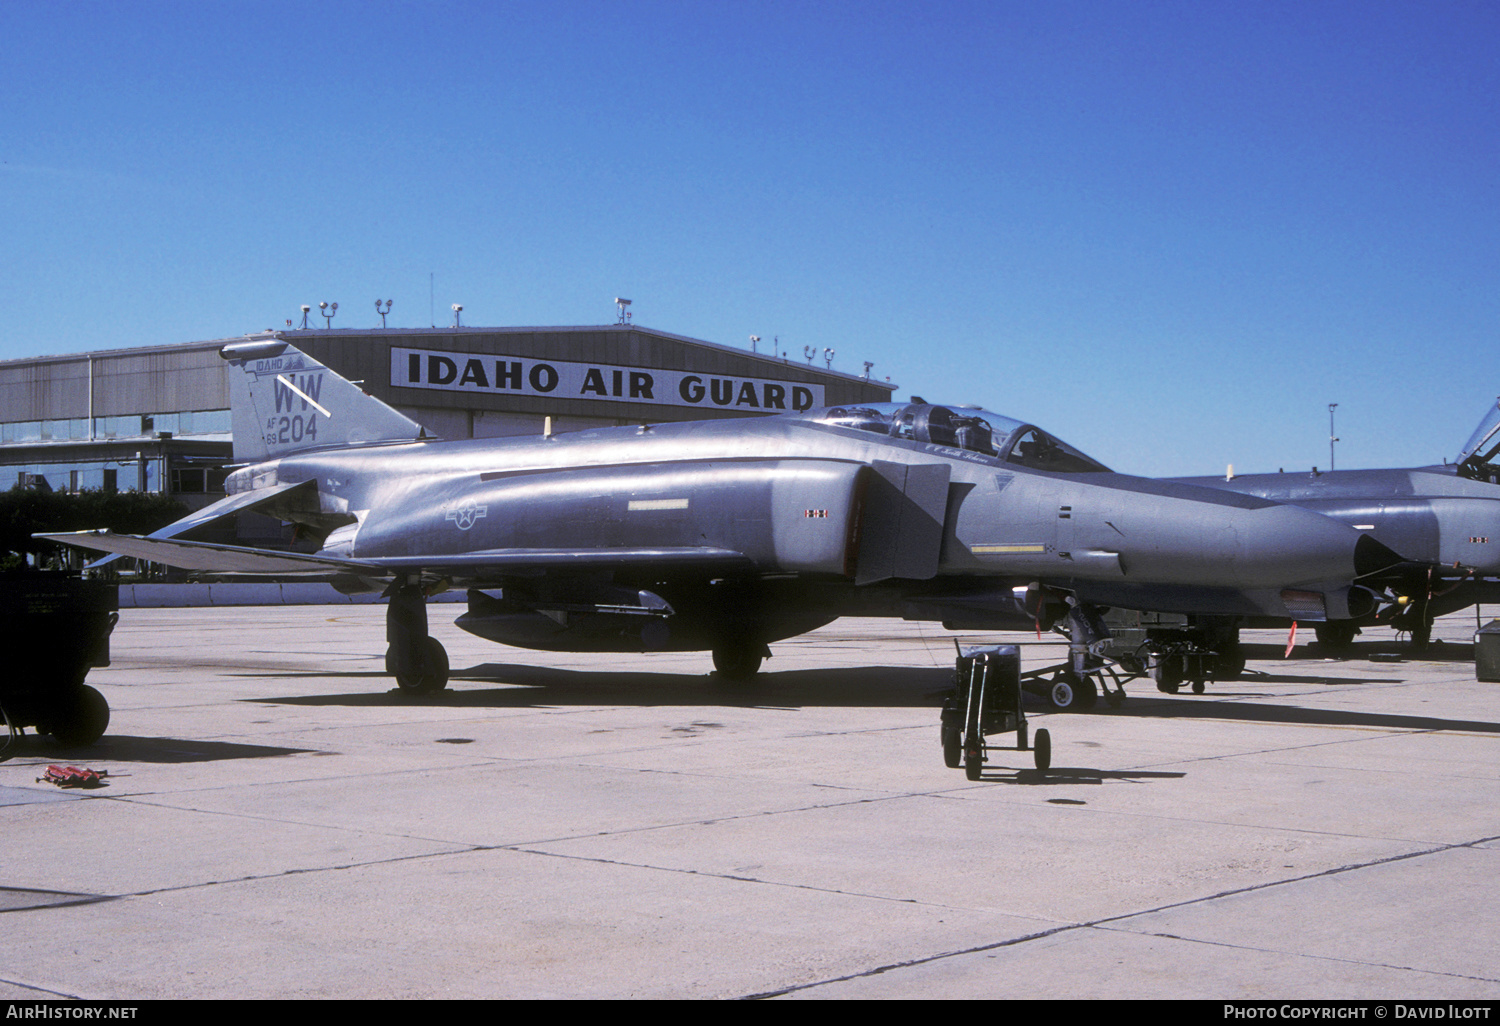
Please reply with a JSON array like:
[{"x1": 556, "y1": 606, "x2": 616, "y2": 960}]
[{"x1": 219, "y1": 339, "x2": 430, "y2": 462}]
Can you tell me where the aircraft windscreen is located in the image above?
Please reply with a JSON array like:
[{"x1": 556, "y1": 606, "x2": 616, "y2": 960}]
[
  {"x1": 1458, "y1": 398, "x2": 1500, "y2": 468},
  {"x1": 804, "y1": 403, "x2": 1111, "y2": 472}
]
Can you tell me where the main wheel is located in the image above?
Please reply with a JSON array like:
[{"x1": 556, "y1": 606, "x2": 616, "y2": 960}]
[
  {"x1": 1213, "y1": 641, "x2": 1247, "y2": 679},
  {"x1": 50, "y1": 685, "x2": 110, "y2": 747},
  {"x1": 964, "y1": 749, "x2": 983, "y2": 781},
  {"x1": 393, "y1": 637, "x2": 450, "y2": 694},
  {"x1": 712, "y1": 641, "x2": 764, "y2": 681},
  {"x1": 1033, "y1": 728, "x2": 1051, "y2": 772},
  {"x1": 1314, "y1": 622, "x2": 1359, "y2": 651}
]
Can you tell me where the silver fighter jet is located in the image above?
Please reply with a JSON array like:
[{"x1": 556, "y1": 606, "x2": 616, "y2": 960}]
[{"x1": 40, "y1": 340, "x2": 1404, "y2": 696}]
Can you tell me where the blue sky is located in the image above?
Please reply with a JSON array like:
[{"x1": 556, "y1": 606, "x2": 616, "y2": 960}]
[{"x1": 3, "y1": 0, "x2": 1497, "y2": 475}]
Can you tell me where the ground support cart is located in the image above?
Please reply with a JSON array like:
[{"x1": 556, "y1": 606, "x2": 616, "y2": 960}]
[
  {"x1": 0, "y1": 571, "x2": 118, "y2": 755},
  {"x1": 941, "y1": 643, "x2": 1051, "y2": 779}
]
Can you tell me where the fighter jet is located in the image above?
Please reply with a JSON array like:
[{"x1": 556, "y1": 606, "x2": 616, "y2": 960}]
[
  {"x1": 40, "y1": 339, "x2": 1405, "y2": 703},
  {"x1": 1169, "y1": 398, "x2": 1500, "y2": 651}
]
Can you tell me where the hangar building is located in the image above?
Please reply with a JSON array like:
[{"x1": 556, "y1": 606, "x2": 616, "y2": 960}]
[{"x1": 0, "y1": 324, "x2": 896, "y2": 514}]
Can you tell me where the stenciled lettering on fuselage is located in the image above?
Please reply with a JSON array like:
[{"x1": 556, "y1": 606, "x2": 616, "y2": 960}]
[{"x1": 391, "y1": 346, "x2": 823, "y2": 412}]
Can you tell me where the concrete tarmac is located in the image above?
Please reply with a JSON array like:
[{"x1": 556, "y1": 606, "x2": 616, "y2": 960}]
[{"x1": 2, "y1": 606, "x2": 1499, "y2": 1000}]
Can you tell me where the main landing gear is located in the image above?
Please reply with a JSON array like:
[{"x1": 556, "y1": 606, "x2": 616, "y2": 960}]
[
  {"x1": 386, "y1": 581, "x2": 450, "y2": 695},
  {"x1": 712, "y1": 638, "x2": 771, "y2": 681}
]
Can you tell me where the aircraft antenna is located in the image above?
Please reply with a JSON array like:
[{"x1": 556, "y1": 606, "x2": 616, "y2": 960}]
[{"x1": 1328, "y1": 403, "x2": 1339, "y2": 471}]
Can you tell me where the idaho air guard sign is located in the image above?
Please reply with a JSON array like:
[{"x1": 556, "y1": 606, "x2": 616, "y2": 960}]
[{"x1": 391, "y1": 347, "x2": 823, "y2": 412}]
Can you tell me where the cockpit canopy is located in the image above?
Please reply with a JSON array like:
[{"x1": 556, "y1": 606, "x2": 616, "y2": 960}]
[
  {"x1": 802, "y1": 402, "x2": 1111, "y2": 473},
  {"x1": 1458, "y1": 397, "x2": 1500, "y2": 482}
]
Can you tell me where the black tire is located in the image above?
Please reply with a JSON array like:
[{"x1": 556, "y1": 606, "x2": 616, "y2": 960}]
[
  {"x1": 1047, "y1": 671, "x2": 1095, "y2": 712},
  {"x1": 1315, "y1": 623, "x2": 1359, "y2": 651},
  {"x1": 1073, "y1": 673, "x2": 1098, "y2": 711},
  {"x1": 50, "y1": 685, "x2": 110, "y2": 747},
  {"x1": 1033, "y1": 728, "x2": 1051, "y2": 772},
  {"x1": 1213, "y1": 641, "x2": 1247, "y2": 679},
  {"x1": 1409, "y1": 617, "x2": 1432, "y2": 653},
  {"x1": 712, "y1": 642, "x2": 763, "y2": 681},
  {"x1": 394, "y1": 637, "x2": 450, "y2": 694},
  {"x1": 942, "y1": 725, "x2": 962, "y2": 769},
  {"x1": 1191, "y1": 680, "x2": 1206, "y2": 694},
  {"x1": 964, "y1": 751, "x2": 983, "y2": 781}
]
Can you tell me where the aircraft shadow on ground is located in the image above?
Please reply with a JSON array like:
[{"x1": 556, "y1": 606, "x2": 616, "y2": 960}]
[
  {"x1": 1242, "y1": 640, "x2": 1477, "y2": 664},
  {"x1": 1119, "y1": 693, "x2": 1500, "y2": 734},
  {"x1": 1227, "y1": 672, "x2": 1403, "y2": 685},
  {"x1": 244, "y1": 663, "x2": 959, "y2": 710},
  {"x1": 236, "y1": 660, "x2": 1500, "y2": 735},
  {"x1": 1, "y1": 734, "x2": 318, "y2": 764}
]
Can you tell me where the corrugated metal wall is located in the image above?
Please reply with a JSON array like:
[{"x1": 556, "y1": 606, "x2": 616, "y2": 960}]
[
  {"x1": 0, "y1": 327, "x2": 892, "y2": 425},
  {"x1": 0, "y1": 343, "x2": 230, "y2": 421}
]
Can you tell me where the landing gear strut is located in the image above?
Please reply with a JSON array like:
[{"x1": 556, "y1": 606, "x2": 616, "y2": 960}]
[
  {"x1": 1021, "y1": 601, "x2": 1122, "y2": 710},
  {"x1": 386, "y1": 581, "x2": 450, "y2": 694}
]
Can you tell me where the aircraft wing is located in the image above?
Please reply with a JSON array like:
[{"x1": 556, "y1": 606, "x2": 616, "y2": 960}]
[
  {"x1": 78, "y1": 478, "x2": 318, "y2": 571},
  {"x1": 37, "y1": 529, "x2": 753, "y2": 580},
  {"x1": 36, "y1": 531, "x2": 384, "y2": 576},
  {"x1": 146, "y1": 479, "x2": 316, "y2": 537}
]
